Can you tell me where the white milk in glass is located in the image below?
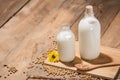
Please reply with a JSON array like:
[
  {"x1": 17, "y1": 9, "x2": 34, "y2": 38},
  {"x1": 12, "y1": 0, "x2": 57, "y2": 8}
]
[
  {"x1": 78, "y1": 5, "x2": 101, "y2": 60},
  {"x1": 57, "y1": 25, "x2": 75, "y2": 62}
]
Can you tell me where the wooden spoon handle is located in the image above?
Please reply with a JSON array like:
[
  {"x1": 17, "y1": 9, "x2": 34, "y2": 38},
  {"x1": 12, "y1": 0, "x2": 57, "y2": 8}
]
[
  {"x1": 93, "y1": 63, "x2": 120, "y2": 69},
  {"x1": 75, "y1": 63, "x2": 120, "y2": 71}
]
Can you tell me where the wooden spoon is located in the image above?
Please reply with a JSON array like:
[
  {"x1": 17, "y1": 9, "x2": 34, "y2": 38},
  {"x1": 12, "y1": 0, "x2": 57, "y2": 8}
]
[{"x1": 74, "y1": 63, "x2": 120, "y2": 71}]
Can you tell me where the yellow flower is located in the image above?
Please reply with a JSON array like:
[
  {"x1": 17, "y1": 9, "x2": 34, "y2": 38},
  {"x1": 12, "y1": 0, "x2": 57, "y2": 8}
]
[{"x1": 48, "y1": 50, "x2": 59, "y2": 62}]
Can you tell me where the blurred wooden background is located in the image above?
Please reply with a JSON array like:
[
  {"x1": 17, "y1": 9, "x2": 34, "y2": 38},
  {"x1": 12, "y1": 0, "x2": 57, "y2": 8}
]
[{"x1": 0, "y1": 0, "x2": 120, "y2": 80}]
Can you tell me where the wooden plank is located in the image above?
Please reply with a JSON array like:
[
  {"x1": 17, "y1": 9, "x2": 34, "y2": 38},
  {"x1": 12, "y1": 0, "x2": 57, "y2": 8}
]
[
  {"x1": 0, "y1": 0, "x2": 65, "y2": 62},
  {"x1": 114, "y1": 67, "x2": 120, "y2": 80},
  {"x1": 87, "y1": 46, "x2": 120, "y2": 79},
  {"x1": 44, "y1": 42, "x2": 120, "y2": 79},
  {"x1": 0, "y1": 0, "x2": 88, "y2": 80},
  {"x1": 0, "y1": 0, "x2": 30, "y2": 28},
  {"x1": 101, "y1": 11, "x2": 120, "y2": 49},
  {"x1": 71, "y1": 0, "x2": 120, "y2": 40},
  {"x1": 101, "y1": 11, "x2": 120, "y2": 80}
]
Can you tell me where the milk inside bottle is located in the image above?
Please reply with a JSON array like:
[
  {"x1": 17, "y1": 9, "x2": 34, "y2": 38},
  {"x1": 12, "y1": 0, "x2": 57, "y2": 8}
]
[
  {"x1": 57, "y1": 25, "x2": 75, "y2": 62},
  {"x1": 78, "y1": 5, "x2": 101, "y2": 60}
]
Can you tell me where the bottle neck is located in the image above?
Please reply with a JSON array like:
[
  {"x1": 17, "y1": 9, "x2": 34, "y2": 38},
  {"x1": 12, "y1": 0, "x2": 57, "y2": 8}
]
[
  {"x1": 84, "y1": 5, "x2": 94, "y2": 17},
  {"x1": 85, "y1": 11, "x2": 94, "y2": 17},
  {"x1": 61, "y1": 25, "x2": 70, "y2": 31}
]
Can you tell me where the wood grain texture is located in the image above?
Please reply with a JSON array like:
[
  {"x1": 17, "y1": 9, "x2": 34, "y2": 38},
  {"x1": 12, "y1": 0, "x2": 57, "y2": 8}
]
[
  {"x1": 0, "y1": 0, "x2": 88, "y2": 80},
  {"x1": 101, "y1": 11, "x2": 120, "y2": 49},
  {"x1": 101, "y1": 11, "x2": 120, "y2": 79},
  {"x1": 0, "y1": 0, "x2": 120, "y2": 80},
  {"x1": 114, "y1": 67, "x2": 120, "y2": 80},
  {"x1": 0, "y1": 0, "x2": 30, "y2": 28},
  {"x1": 0, "y1": 0, "x2": 65, "y2": 62},
  {"x1": 71, "y1": 0, "x2": 120, "y2": 40}
]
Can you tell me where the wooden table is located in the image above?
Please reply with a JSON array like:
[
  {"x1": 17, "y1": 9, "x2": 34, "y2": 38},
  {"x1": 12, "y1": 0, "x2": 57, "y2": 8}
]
[{"x1": 0, "y1": 0, "x2": 120, "y2": 80}]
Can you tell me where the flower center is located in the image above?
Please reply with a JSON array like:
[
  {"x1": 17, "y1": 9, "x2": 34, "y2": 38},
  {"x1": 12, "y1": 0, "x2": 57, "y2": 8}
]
[{"x1": 52, "y1": 55, "x2": 56, "y2": 59}]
